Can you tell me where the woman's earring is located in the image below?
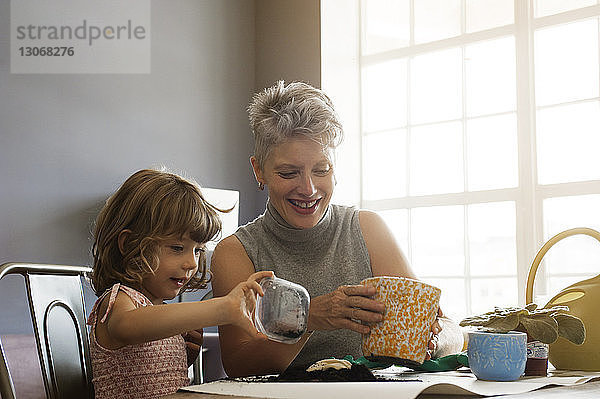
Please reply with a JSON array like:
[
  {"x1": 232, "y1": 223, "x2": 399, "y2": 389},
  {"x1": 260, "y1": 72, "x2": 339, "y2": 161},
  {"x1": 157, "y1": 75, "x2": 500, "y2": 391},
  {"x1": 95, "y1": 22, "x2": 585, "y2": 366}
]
[{"x1": 258, "y1": 182, "x2": 265, "y2": 191}]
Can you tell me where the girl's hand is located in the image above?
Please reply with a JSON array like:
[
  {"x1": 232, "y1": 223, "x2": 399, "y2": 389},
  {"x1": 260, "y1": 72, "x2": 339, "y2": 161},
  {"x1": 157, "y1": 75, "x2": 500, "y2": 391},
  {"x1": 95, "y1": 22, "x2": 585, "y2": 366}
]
[
  {"x1": 307, "y1": 284, "x2": 385, "y2": 334},
  {"x1": 223, "y1": 270, "x2": 273, "y2": 338},
  {"x1": 183, "y1": 329, "x2": 204, "y2": 366},
  {"x1": 426, "y1": 307, "x2": 443, "y2": 360}
]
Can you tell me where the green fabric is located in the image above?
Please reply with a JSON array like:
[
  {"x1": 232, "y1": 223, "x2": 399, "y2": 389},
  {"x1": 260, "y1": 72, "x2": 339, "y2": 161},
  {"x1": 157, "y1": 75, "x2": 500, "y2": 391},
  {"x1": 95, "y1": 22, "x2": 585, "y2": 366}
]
[
  {"x1": 413, "y1": 352, "x2": 469, "y2": 371},
  {"x1": 343, "y1": 352, "x2": 469, "y2": 372},
  {"x1": 342, "y1": 355, "x2": 388, "y2": 369}
]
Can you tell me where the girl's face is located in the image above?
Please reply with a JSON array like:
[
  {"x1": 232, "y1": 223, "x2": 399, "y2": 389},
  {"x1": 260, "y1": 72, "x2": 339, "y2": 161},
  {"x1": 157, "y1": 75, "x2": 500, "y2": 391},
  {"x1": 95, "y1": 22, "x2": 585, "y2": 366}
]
[
  {"x1": 140, "y1": 232, "x2": 204, "y2": 304},
  {"x1": 252, "y1": 136, "x2": 335, "y2": 229}
]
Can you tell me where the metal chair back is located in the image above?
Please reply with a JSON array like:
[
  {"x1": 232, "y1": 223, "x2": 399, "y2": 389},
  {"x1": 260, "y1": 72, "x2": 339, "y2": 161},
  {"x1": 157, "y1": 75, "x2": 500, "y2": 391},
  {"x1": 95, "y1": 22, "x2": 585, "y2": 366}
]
[{"x1": 0, "y1": 263, "x2": 93, "y2": 399}]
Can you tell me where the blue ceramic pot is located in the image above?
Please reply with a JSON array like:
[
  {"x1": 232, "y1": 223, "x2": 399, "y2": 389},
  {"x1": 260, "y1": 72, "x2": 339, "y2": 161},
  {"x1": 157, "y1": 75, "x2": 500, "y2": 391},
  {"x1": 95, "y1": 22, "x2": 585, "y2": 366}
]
[{"x1": 468, "y1": 330, "x2": 527, "y2": 381}]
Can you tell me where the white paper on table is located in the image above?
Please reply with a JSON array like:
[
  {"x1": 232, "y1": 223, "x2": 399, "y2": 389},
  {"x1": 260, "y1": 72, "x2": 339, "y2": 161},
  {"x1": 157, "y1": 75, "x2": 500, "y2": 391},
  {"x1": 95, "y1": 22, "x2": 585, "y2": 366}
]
[{"x1": 181, "y1": 367, "x2": 600, "y2": 399}]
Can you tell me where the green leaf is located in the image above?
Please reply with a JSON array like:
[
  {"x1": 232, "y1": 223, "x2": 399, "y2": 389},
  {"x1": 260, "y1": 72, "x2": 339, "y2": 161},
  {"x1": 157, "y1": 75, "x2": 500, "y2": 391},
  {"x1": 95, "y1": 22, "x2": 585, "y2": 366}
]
[
  {"x1": 460, "y1": 304, "x2": 586, "y2": 346},
  {"x1": 459, "y1": 312, "x2": 498, "y2": 327},
  {"x1": 525, "y1": 303, "x2": 538, "y2": 312},
  {"x1": 532, "y1": 305, "x2": 569, "y2": 316},
  {"x1": 554, "y1": 313, "x2": 586, "y2": 345},
  {"x1": 484, "y1": 312, "x2": 522, "y2": 332},
  {"x1": 459, "y1": 308, "x2": 527, "y2": 330},
  {"x1": 521, "y1": 315, "x2": 559, "y2": 344},
  {"x1": 494, "y1": 307, "x2": 529, "y2": 317}
]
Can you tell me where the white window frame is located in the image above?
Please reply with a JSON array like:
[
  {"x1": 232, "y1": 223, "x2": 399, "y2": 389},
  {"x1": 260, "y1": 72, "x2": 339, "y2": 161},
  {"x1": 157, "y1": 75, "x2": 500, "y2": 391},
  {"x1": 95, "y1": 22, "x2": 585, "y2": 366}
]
[{"x1": 322, "y1": 0, "x2": 600, "y2": 315}]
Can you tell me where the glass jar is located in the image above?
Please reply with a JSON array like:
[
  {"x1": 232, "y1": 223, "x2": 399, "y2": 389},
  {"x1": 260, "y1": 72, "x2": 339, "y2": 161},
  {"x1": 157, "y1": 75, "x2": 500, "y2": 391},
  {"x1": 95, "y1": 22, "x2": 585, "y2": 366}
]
[
  {"x1": 254, "y1": 276, "x2": 310, "y2": 344},
  {"x1": 525, "y1": 339, "x2": 549, "y2": 376}
]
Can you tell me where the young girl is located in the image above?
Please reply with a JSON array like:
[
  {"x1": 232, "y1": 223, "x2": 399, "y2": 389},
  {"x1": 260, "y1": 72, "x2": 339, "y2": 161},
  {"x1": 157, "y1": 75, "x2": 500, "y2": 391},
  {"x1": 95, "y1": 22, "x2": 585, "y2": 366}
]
[{"x1": 87, "y1": 169, "x2": 271, "y2": 399}]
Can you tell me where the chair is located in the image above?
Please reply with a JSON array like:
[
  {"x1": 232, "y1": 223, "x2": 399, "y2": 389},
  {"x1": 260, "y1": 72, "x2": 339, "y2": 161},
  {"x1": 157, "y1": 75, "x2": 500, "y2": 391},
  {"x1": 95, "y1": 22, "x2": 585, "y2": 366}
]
[
  {"x1": 186, "y1": 289, "x2": 213, "y2": 385},
  {"x1": 0, "y1": 263, "x2": 94, "y2": 399}
]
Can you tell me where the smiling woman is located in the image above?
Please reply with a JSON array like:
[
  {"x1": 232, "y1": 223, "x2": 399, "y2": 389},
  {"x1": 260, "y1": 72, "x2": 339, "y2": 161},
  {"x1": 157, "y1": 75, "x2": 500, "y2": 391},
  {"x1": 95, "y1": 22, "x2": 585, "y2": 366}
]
[
  {"x1": 210, "y1": 81, "x2": 464, "y2": 378},
  {"x1": 251, "y1": 137, "x2": 334, "y2": 229}
]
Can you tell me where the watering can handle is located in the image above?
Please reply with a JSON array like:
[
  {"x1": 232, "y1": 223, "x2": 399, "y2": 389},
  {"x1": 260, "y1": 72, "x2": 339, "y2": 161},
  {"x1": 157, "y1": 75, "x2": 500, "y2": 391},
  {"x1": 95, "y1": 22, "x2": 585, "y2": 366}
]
[{"x1": 525, "y1": 227, "x2": 600, "y2": 304}]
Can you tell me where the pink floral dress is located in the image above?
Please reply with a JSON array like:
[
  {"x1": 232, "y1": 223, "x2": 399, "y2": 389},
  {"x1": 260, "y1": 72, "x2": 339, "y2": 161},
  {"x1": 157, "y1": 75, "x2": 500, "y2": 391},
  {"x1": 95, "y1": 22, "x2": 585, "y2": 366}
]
[{"x1": 87, "y1": 284, "x2": 189, "y2": 399}]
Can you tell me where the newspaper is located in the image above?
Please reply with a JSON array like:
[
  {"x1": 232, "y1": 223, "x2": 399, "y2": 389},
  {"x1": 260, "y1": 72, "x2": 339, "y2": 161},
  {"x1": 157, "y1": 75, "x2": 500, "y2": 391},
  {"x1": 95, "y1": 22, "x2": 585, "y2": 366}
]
[{"x1": 181, "y1": 367, "x2": 600, "y2": 398}]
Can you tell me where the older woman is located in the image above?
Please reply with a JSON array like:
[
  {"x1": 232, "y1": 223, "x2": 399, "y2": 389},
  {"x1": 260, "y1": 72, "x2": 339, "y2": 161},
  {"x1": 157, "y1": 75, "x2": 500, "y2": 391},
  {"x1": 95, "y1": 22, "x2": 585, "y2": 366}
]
[{"x1": 211, "y1": 81, "x2": 463, "y2": 377}]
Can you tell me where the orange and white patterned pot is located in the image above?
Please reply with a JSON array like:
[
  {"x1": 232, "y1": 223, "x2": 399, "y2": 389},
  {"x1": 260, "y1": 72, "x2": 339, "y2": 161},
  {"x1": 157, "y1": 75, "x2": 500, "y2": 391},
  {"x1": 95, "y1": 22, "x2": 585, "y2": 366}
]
[{"x1": 361, "y1": 276, "x2": 441, "y2": 366}]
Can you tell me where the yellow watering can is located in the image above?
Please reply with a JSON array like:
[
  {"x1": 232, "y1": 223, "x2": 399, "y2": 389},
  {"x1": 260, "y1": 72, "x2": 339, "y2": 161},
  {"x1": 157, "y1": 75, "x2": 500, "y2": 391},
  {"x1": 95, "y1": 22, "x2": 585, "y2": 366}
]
[{"x1": 525, "y1": 227, "x2": 600, "y2": 371}]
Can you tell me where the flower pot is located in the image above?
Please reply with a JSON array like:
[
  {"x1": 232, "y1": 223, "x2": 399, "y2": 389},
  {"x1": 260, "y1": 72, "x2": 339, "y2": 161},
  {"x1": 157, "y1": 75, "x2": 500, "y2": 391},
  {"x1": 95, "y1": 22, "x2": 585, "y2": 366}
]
[
  {"x1": 360, "y1": 276, "x2": 441, "y2": 367},
  {"x1": 468, "y1": 330, "x2": 527, "y2": 381}
]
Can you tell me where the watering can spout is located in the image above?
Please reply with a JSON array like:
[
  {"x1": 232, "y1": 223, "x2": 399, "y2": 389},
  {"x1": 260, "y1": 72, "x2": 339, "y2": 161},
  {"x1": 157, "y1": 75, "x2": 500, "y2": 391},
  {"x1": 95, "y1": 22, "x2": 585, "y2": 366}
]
[{"x1": 525, "y1": 227, "x2": 600, "y2": 371}]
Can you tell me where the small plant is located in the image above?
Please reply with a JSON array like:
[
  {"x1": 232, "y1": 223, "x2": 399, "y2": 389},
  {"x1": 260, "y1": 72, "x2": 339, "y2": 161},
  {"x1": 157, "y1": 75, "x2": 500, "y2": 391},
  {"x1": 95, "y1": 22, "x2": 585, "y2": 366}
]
[{"x1": 460, "y1": 303, "x2": 585, "y2": 345}]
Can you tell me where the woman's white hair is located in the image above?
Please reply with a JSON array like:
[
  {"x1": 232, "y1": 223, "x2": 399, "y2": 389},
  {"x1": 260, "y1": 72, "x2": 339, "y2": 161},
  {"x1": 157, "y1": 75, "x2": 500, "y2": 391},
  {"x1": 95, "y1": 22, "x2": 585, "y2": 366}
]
[{"x1": 248, "y1": 81, "x2": 344, "y2": 168}]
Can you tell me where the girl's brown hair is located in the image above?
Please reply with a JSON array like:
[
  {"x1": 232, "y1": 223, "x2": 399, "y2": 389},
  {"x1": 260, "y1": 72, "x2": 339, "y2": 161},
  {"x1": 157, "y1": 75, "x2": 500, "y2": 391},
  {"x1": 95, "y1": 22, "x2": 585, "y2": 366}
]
[{"x1": 91, "y1": 169, "x2": 223, "y2": 295}]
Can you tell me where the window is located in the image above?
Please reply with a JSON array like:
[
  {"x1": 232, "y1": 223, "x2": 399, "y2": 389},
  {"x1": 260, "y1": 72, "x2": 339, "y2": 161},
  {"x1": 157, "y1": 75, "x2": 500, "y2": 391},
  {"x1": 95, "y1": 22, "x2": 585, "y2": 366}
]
[{"x1": 322, "y1": 0, "x2": 600, "y2": 320}]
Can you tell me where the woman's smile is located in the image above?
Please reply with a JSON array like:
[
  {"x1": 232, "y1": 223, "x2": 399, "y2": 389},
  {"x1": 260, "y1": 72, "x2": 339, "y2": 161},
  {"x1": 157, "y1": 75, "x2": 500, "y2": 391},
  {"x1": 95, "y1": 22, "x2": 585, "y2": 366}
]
[{"x1": 288, "y1": 198, "x2": 322, "y2": 214}]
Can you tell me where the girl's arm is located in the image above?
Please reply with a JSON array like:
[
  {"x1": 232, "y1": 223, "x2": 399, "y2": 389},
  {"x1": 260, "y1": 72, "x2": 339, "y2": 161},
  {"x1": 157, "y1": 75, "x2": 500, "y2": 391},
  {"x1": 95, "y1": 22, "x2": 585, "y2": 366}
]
[
  {"x1": 211, "y1": 236, "x2": 312, "y2": 378},
  {"x1": 358, "y1": 210, "x2": 464, "y2": 357},
  {"x1": 95, "y1": 270, "x2": 272, "y2": 350}
]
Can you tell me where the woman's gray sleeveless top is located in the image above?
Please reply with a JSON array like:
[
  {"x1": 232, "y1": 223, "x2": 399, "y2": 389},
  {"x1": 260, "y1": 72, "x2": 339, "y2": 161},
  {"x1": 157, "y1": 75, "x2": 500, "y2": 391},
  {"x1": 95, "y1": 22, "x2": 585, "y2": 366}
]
[{"x1": 234, "y1": 202, "x2": 372, "y2": 369}]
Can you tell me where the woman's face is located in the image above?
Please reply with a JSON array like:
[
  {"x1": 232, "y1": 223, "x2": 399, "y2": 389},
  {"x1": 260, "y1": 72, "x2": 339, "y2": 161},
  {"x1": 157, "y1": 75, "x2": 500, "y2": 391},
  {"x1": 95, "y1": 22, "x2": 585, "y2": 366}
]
[{"x1": 253, "y1": 136, "x2": 335, "y2": 229}]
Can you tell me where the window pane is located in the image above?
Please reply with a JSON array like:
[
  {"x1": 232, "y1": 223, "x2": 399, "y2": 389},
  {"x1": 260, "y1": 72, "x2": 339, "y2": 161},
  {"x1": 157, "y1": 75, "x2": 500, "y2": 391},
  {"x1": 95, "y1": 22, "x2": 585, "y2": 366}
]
[
  {"x1": 362, "y1": 60, "x2": 408, "y2": 132},
  {"x1": 414, "y1": 0, "x2": 461, "y2": 44},
  {"x1": 378, "y1": 209, "x2": 409, "y2": 258},
  {"x1": 363, "y1": 131, "x2": 407, "y2": 200},
  {"x1": 534, "y1": 236, "x2": 600, "y2": 305},
  {"x1": 534, "y1": 19, "x2": 599, "y2": 107},
  {"x1": 410, "y1": 48, "x2": 462, "y2": 124},
  {"x1": 533, "y1": 195, "x2": 600, "y2": 303},
  {"x1": 471, "y1": 277, "x2": 518, "y2": 315},
  {"x1": 467, "y1": 114, "x2": 518, "y2": 191},
  {"x1": 465, "y1": 36, "x2": 516, "y2": 117},
  {"x1": 411, "y1": 205, "x2": 464, "y2": 276},
  {"x1": 363, "y1": 0, "x2": 410, "y2": 55},
  {"x1": 540, "y1": 235, "x2": 600, "y2": 276},
  {"x1": 468, "y1": 202, "x2": 517, "y2": 276},
  {"x1": 544, "y1": 193, "x2": 600, "y2": 273},
  {"x1": 466, "y1": 0, "x2": 514, "y2": 33},
  {"x1": 537, "y1": 101, "x2": 600, "y2": 184},
  {"x1": 426, "y1": 278, "x2": 467, "y2": 321},
  {"x1": 544, "y1": 194, "x2": 600, "y2": 237},
  {"x1": 409, "y1": 121, "x2": 463, "y2": 196},
  {"x1": 534, "y1": 0, "x2": 597, "y2": 18}
]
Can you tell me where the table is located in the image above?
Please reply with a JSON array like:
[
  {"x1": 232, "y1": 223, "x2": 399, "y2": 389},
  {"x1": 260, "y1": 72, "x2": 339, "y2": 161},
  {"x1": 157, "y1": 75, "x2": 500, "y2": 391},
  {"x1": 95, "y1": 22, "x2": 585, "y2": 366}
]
[{"x1": 162, "y1": 379, "x2": 600, "y2": 399}]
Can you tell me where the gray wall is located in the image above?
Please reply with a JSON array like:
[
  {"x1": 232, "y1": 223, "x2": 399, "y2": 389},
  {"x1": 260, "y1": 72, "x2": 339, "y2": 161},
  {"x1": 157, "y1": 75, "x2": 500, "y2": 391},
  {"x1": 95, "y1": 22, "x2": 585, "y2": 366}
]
[
  {"x1": 255, "y1": 0, "x2": 321, "y2": 90},
  {"x1": 253, "y1": 0, "x2": 321, "y2": 206},
  {"x1": 0, "y1": 0, "x2": 258, "y2": 334},
  {"x1": 0, "y1": 0, "x2": 322, "y2": 334}
]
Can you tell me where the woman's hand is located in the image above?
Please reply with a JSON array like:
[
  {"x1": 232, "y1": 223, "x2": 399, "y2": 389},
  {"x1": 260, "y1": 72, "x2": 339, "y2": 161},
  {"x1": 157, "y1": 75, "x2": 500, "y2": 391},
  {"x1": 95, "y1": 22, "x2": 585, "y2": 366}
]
[
  {"x1": 307, "y1": 284, "x2": 385, "y2": 334},
  {"x1": 183, "y1": 329, "x2": 204, "y2": 366},
  {"x1": 223, "y1": 270, "x2": 273, "y2": 338},
  {"x1": 425, "y1": 307, "x2": 443, "y2": 360},
  {"x1": 426, "y1": 309, "x2": 464, "y2": 359}
]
